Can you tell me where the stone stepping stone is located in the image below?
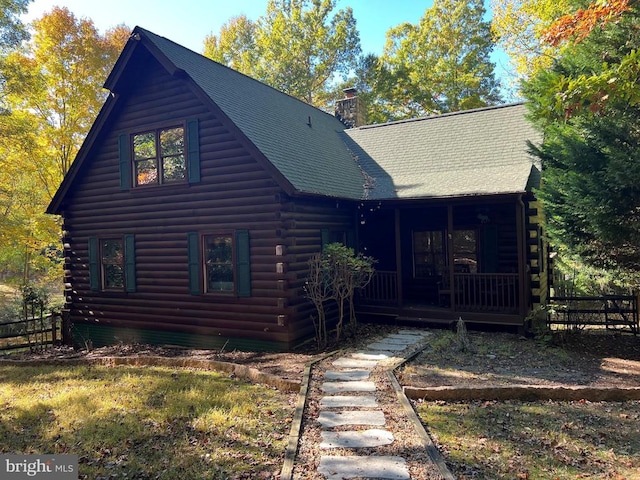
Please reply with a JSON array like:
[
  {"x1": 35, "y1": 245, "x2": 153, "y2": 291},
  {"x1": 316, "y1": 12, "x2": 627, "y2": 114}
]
[
  {"x1": 332, "y1": 357, "x2": 378, "y2": 369},
  {"x1": 318, "y1": 410, "x2": 385, "y2": 428},
  {"x1": 379, "y1": 336, "x2": 422, "y2": 345},
  {"x1": 319, "y1": 395, "x2": 378, "y2": 408},
  {"x1": 321, "y1": 380, "x2": 376, "y2": 393},
  {"x1": 318, "y1": 455, "x2": 410, "y2": 479},
  {"x1": 324, "y1": 369, "x2": 371, "y2": 381},
  {"x1": 397, "y1": 329, "x2": 432, "y2": 337},
  {"x1": 320, "y1": 429, "x2": 394, "y2": 448},
  {"x1": 367, "y1": 340, "x2": 409, "y2": 351},
  {"x1": 350, "y1": 350, "x2": 393, "y2": 360}
]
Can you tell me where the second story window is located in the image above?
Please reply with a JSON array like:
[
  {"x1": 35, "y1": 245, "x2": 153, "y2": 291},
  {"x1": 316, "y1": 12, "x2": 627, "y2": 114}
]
[
  {"x1": 133, "y1": 126, "x2": 185, "y2": 186},
  {"x1": 119, "y1": 119, "x2": 199, "y2": 190}
]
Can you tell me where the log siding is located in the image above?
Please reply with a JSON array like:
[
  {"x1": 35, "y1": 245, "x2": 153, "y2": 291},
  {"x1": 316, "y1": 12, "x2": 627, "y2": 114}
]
[{"x1": 61, "y1": 54, "x2": 319, "y2": 350}]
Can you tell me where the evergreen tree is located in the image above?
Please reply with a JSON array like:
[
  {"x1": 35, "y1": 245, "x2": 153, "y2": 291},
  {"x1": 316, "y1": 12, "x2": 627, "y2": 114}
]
[{"x1": 523, "y1": 5, "x2": 640, "y2": 276}]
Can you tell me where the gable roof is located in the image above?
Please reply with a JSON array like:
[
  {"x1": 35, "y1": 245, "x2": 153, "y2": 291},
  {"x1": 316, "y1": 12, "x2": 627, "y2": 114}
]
[
  {"x1": 343, "y1": 103, "x2": 542, "y2": 200},
  {"x1": 112, "y1": 27, "x2": 367, "y2": 200},
  {"x1": 48, "y1": 27, "x2": 541, "y2": 215}
]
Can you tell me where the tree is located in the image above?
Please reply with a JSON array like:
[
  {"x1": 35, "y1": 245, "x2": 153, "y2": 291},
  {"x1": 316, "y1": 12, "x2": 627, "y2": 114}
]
[
  {"x1": 304, "y1": 251, "x2": 331, "y2": 348},
  {"x1": 203, "y1": 0, "x2": 360, "y2": 106},
  {"x1": 203, "y1": 15, "x2": 257, "y2": 73},
  {"x1": 490, "y1": 0, "x2": 570, "y2": 80},
  {"x1": 523, "y1": 4, "x2": 640, "y2": 280},
  {"x1": 304, "y1": 243, "x2": 375, "y2": 347},
  {"x1": 0, "y1": 8, "x2": 127, "y2": 283},
  {"x1": 377, "y1": 0, "x2": 501, "y2": 119},
  {"x1": 3, "y1": 8, "x2": 127, "y2": 183},
  {"x1": 544, "y1": 0, "x2": 631, "y2": 45},
  {"x1": 0, "y1": 0, "x2": 31, "y2": 50}
]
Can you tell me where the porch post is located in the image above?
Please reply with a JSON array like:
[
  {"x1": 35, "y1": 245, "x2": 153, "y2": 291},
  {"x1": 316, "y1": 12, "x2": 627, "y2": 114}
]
[
  {"x1": 516, "y1": 195, "x2": 527, "y2": 317},
  {"x1": 447, "y1": 204, "x2": 455, "y2": 311},
  {"x1": 395, "y1": 208, "x2": 403, "y2": 308}
]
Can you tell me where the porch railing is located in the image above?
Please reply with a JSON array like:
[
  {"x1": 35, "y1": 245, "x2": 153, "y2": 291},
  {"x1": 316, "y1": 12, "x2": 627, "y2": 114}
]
[
  {"x1": 360, "y1": 270, "x2": 398, "y2": 304},
  {"x1": 453, "y1": 273, "x2": 519, "y2": 313},
  {"x1": 361, "y1": 270, "x2": 519, "y2": 313}
]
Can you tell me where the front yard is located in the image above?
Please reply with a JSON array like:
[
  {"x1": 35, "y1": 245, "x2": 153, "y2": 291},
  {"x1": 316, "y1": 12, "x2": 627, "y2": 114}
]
[
  {"x1": 1, "y1": 324, "x2": 639, "y2": 479},
  {"x1": 401, "y1": 328, "x2": 640, "y2": 479},
  {"x1": 0, "y1": 364, "x2": 295, "y2": 479}
]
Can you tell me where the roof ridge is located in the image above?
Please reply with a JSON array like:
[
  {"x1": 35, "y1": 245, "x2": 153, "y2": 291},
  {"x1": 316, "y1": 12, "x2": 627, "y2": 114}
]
[{"x1": 355, "y1": 102, "x2": 526, "y2": 131}]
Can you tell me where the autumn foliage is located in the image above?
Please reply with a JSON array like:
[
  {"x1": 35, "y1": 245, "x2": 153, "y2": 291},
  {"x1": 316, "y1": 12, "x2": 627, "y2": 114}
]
[{"x1": 544, "y1": 0, "x2": 632, "y2": 45}]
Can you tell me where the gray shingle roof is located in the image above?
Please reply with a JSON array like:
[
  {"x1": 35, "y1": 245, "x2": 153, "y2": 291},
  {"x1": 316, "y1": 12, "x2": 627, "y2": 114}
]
[
  {"x1": 343, "y1": 103, "x2": 542, "y2": 200},
  {"x1": 136, "y1": 27, "x2": 367, "y2": 199},
  {"x1": 122, "y1": 29, "x2": 541, "y2": 202}
]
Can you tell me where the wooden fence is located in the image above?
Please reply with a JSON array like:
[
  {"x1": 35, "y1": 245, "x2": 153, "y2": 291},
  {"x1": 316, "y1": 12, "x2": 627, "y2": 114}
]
[
  {"x1": 0, "y1": 314, "x2": 61, "y2": 352},
  {"x1": 548, "y1": 294, "x2": 638, "y2": 334}
]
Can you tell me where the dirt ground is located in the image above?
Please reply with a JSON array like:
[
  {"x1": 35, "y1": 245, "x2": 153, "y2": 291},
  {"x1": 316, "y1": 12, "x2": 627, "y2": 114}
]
[
  {"x1": 398, "y1": 327, "x2": 640, "y2": 389},
  {"x1": 8, "y1": 323, "x2": 640, "y2": 390}
]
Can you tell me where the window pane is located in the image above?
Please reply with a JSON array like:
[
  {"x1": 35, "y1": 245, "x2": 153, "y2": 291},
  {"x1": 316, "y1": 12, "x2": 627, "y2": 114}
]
[
  {"x1": 101, "y1": 239, "x2": 124, "y2": 289},
  {"x1": 136, "y1": 159, "x2": 158, "y2": 185},
  {"x1": 432, "y1": 233, "x2": 444, "y2": 253},
  {"x1": 413, "y1": 230, "x2": 445, "y2": 277},
  {"x1": 102, "y1": 240, "x2": 123, "y2": 263},
  {"x1": 205, "y1": 236, "x2": 233, "y2": 292},
  {"x1": 163, "y1": 155, "x2": 186, "y2": 182},
  {"x1": 453, "y1": 230, "x2": 477, "y2": 273},
  {"x1": 160, "y1": 128, "x2": 184, "y2": 155},
  {"x1": 133, "y1": 132, "x2": 156, "y2": 160},
  {"x1": 104, "y1": 265, "x2": 124, "y2": 288}
]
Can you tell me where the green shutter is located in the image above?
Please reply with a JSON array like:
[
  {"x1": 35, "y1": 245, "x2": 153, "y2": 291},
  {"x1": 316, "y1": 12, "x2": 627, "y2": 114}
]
[
  {"x1": 236, "y1": 230, "x2": 251, "y2": 297},
  {"x1": 187, "y1": 118, "x2": 200, "y2": 183},
  {"x1": 124, "y1": 234, "x2": 136, "y2": 293},
  {"x1": 88, "y1": 237, "x2": 99, "y2": 291},
  {"x1": 187, "y1": 232, "x2": 201, "y2": 295},
  {"x1": 118, "y1": 133, "x2": 131, "y2": 190}
]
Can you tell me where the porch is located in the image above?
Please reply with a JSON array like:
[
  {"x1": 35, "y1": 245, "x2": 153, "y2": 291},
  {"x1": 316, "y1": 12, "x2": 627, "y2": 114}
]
[
  {"x1": 358, "y1": 270, "x2": 525, "y2": 326},
  {"x1": 354, "y1": 197, "x2": 533, "y2": 327}
]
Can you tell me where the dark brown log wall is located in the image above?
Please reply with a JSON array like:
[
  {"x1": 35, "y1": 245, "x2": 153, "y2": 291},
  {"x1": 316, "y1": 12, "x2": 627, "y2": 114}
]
[
  {"x1": 278, "y1": 197, "x2": 356, "y2": 346},
  {"x1": 61, "y1": 52, "x2": 338, "y2": 350}
]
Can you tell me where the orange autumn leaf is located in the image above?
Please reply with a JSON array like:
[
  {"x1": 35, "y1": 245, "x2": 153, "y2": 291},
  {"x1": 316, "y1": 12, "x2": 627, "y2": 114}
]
[{"x1": 544, "y1": 0, "x2": 631, "y2": 45}]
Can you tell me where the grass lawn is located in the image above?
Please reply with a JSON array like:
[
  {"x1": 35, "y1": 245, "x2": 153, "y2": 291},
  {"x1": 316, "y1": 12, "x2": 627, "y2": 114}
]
[
  {"x1": 0, "y1": 364, "x2": 294, "y2": 479},
  {"x1": 418, "y1": 399, "x2": 640, "y2": 479}
]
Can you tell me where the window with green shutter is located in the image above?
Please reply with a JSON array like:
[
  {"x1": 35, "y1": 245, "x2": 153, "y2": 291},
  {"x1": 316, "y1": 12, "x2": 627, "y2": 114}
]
[
  {"x1": 119, "y1": 118, "x2": 200, "y2": 189},
  {"x1": 88, "y1": 235, "x2": 136, "y2": 292},
  {"x1": 187, "y1": 230, "x2": 251, "y2": 297}
]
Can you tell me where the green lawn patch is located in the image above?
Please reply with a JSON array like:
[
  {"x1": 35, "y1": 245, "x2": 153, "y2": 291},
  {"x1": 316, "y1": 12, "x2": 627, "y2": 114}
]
[{"x1": 0, "y1": 364, "x2": 293, "y2": 479}]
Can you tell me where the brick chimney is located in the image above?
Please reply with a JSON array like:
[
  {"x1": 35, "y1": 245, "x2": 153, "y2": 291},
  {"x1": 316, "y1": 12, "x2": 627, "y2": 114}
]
[{"x1": 335, "y1": 87, "x2": 364, "y2": 128}]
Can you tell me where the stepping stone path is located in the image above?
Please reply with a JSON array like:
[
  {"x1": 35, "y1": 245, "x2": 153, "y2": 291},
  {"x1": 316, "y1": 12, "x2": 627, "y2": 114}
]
[{"x1": 315, "y1": 329, "x2": 431, "y2": 479}]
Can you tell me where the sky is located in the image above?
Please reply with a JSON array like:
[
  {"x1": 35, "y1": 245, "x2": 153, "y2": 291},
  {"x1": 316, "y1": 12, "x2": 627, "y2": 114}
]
[
  {"x1": 22, "y1": 0, "x2": 436, "y2": 55},
  {"x1": 21, "y1": 0, "x2": 515, "y2": 91}
]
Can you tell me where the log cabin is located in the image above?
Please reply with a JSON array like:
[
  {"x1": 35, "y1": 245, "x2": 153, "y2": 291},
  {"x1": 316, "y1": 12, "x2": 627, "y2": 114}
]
[{"x1": 46, "y1": 26, "x2": 547, "y2": 351}]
